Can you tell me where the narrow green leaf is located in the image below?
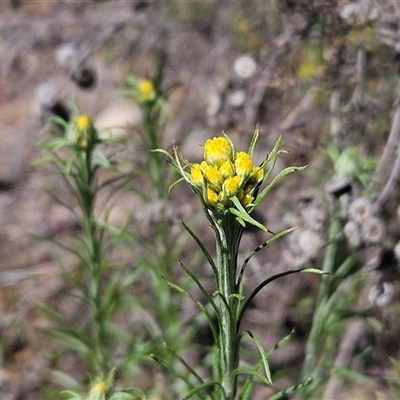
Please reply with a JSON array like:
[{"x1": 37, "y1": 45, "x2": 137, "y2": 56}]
[
  {"x1": 179, "y1": 261, "x2": 219, "y2": 315},
  {"x1": 150, "y1": 354, "x2": 198, "y2": 396},
  {"x1": 268, "y1": 378, "x2": 313, "y2": 400},
  {"x1": 248, "y1": 123, "x2": 260, "y2": 159},
  {"x1": 165, "y1": 279, "x2": 219, "y2": 346},
  {"x1": 181, "y1": 220, "x2": 217, "y2": 277},
  {"x1": 239, "y1": 330, "x2": 272, "y2": 383},
  {"x1": 184, "y1": 380, "x2": 222, "y2": 399},
  {"x1": 60, "y1": 391, "x2": 83, "y2": 400},
  {"x1": 238, "y1": 267, "x2": 323, "y2": 327},
  {"x1": 267, "y1": 329, "x2": 296, "y2": 357},
  {"x1": 237, "y1": 226, "x2": 299, "y2": 286},
  {"x1": 45, "y1": 328, "x2": 91, "y2": 357},
  {"x1": 164, "y1": 344, "x2": 211, "y2": 396},
  {"x1": 93, "y1": 149, "x2": 112, "y2": 169},
  {"x1": 229, "y1": 197, "x2": 269, "y2": 232},
  {"x1": 301, "y1": 268, "x2": 328, "y2": 275},
  {"x1": 254, "y1": 165, "x2": 307, "y2": 208},
  {"x1": 233, "y1": 367, "x2": 271, "y2": 385}
]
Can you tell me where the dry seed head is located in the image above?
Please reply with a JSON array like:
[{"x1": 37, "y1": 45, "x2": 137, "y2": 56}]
[
  {"x1": 297, "y1": 229, "x2": 323, "y2": 259},
  {"x1": 233, "y1": 54, "x2": 257, "y2": 79},
  {"x1": 301, "y1": 206, "x2": 326, "y2": 232},
  {"x1": 349, "y1": 197, "x2": 374, "y2": 223},
  {"x1": 361, "y1": 216, "x2": 384, "y2": 244},
  {"x1": 344, "y1": 221, "x2": 362, "y2": 249}
]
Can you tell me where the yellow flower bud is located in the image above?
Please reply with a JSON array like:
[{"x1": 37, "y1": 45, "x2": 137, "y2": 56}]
[
  {"x1": 207, "y1": 189, "x2": 219, "y2": 207},
  {"x1": 222, "y1": 175, "x2": 241, "y2": 198},
  {"x1": 204, "y1": 165, "x2": 223, "y2": 190},
  {"x1": 241, "y1": 193, "x2": 254, "y2": 207},
  {"x1": 138, "y1": 79, "x2": 156, "y2": 102},
  {"x1": 67, "y1": 114, "x2": 97, "y2": 150},
  {"x1": 76, "y1": 115, "x2": 91, "y2": 130},
  {"x1": 234, "y1": 152, "x2": 253, "y2": 181},
  {"x1": 88, "y1": 380, "x2": 107, "y2": 400},
  {"x1": 190, "y1": 164, "x2": 204, "y2": 187},
  {"x1": 204, "y1": 137, "x2": 232, "y2": 165},
  {"x1": 219, "y1": 159, "x2": 235, "y2": 179},
  {"x1": 249, "y1": 166, "x2": 263, "y2": 184}
]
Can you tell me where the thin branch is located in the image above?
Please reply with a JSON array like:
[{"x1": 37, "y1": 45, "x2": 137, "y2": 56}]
[
  {"x1": 376, "y1": 78, "x2": 400, "y2": 175},
  {"x1": 322, "y1": 319, "x2": 366, "y2": 400},
  {"x1": 330, "y1": 88, "x2": 342, "y2": 144},
  {"x1": 374, "y1": 130, "x2": 400, "y2": 212}
]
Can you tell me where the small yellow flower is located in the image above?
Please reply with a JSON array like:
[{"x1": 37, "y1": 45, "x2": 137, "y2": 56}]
[
  {"x1": 249, "y1": 166, "x2": 263, "y2": 184},
  {"x1": 204, "y1": 165, "x2": 223, "y2": 190},
  {"x1": 207, "y1": 189, "x2": 219, "y2": 207},
  {"x1": 219, "y1": 159, "x2": 235, "y2": 179},
  {"x1": 88, "y1": 380, "x2": 107, "y2": 400},
  {"x1": 204, "y1": 137, "x2": 232, "y2": 165},
  {"x1": 241, "y1": 193, "x2": 253, "y2": 206},
  {"x1": 67, "y1": 114, "x2": 96, "y2": 150},
  {"x1": 222, "y1": 175, "x2": 241, "y2": 198},
  {"x1": 190, "y1": 164, "x2": 204, "y2": 187},
  {"x1": 138, "y1": 79, "x2": 156, "y2": 102},
  {"x1": 234, "y1": 152, "x2": 253, "y2": 180},
  {"x1": 76, "y1": 115, "x2": 91, "y2": 130}
]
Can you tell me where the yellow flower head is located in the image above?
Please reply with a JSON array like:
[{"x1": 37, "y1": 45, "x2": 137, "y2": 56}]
[
  {"x1": 67, "y1": 114, "x2": 96, "y2": 150},
  {"x1": 222, "y1": 175, "x2": 241, "y2": 198},
  {"x1": 204, "y1": 137, "x2": 232, "y2": 165},
  {"x1": 76, "y1": 115, "x2": 91, "y2": 130},
  {"x1": 207, "y1": 189, "x2": 219, "y2": 207},
  {"x1": 249, "y1": 166, "x2": 264, "y2": 184},
  {"x1": 138, "y1": 79, "x2": 156, "y2": 102},
  {"x1": 219, "y1": 159, "x2": 235, "y2": 179},
  {"x1": 203, "y1": 165, "x2": 223, "y2": 190},
  {"x1": 241, "y1": 193, "x2": 254, "y2": 206},
  {"x1": 190, "y1": 163, "x2": 204, "y2": 187},
  {"x1": 88, "y1": 380, "x2": 107, "y2": 400},
  {"x1": 234, "y1": 152, "x2": 253, "y2": 180}
]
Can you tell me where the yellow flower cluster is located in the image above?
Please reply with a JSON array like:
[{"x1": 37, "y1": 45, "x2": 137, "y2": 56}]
[
  {"x1": 88, "y1": 380, "x2": 108, "y2": 400},
  {"x1": 67, "y1": 114, "x2": 97, "y2": 150},
  {"x1": 138, "y1": 79, "x2": 156, "y2": 102},
  {"x1": 190, "y1": 136, "x2": 263, "y2": 211}
]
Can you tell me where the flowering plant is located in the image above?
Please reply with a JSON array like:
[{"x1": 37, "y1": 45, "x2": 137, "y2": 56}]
[{"x1": 156, "y1": 126, "x2": 324, "y2": 399}]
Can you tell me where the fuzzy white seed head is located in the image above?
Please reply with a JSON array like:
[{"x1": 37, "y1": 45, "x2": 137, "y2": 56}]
[
  {"x1": 344, "y1": 221, "x2": 362, "y2": 249},
  {"x1": 301, "y1": 206, "x2": 326, "y2": 232},
  {"x1": 361, "y1": 216, "x2": 384, "y2": 244},
  {"x1": 227, "y1": 88, "x2": 246, "y2": 108},
  {"x1": 297, "y1": 229, "x2": 323, "y2": 259},
  {"x1": 368, "y1": 282, "x2": 394, "y2": 307},
  {"x1": 349, "y1": 197, "x2": 374, "y2": 223},
  {"x1": 233, "y1": 54, "x2": 257, "y2": 79},
  {"x1": 54, "y1": 42, "x2": 77, "y2": 70}
]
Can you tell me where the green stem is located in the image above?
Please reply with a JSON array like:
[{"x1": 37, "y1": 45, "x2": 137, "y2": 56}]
[
  {"x1": 78, "y1": 149, "x2": 109, "y2": 375},
  {"x1": 143, "y1": 105, "x2": 164, "y2": 199},
  {"x1": 301, "y1": 215, "x2": 342, "y2": 394},
  {"x1": 214, "y1": 214, "x2": 243, "y2": 399}
]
